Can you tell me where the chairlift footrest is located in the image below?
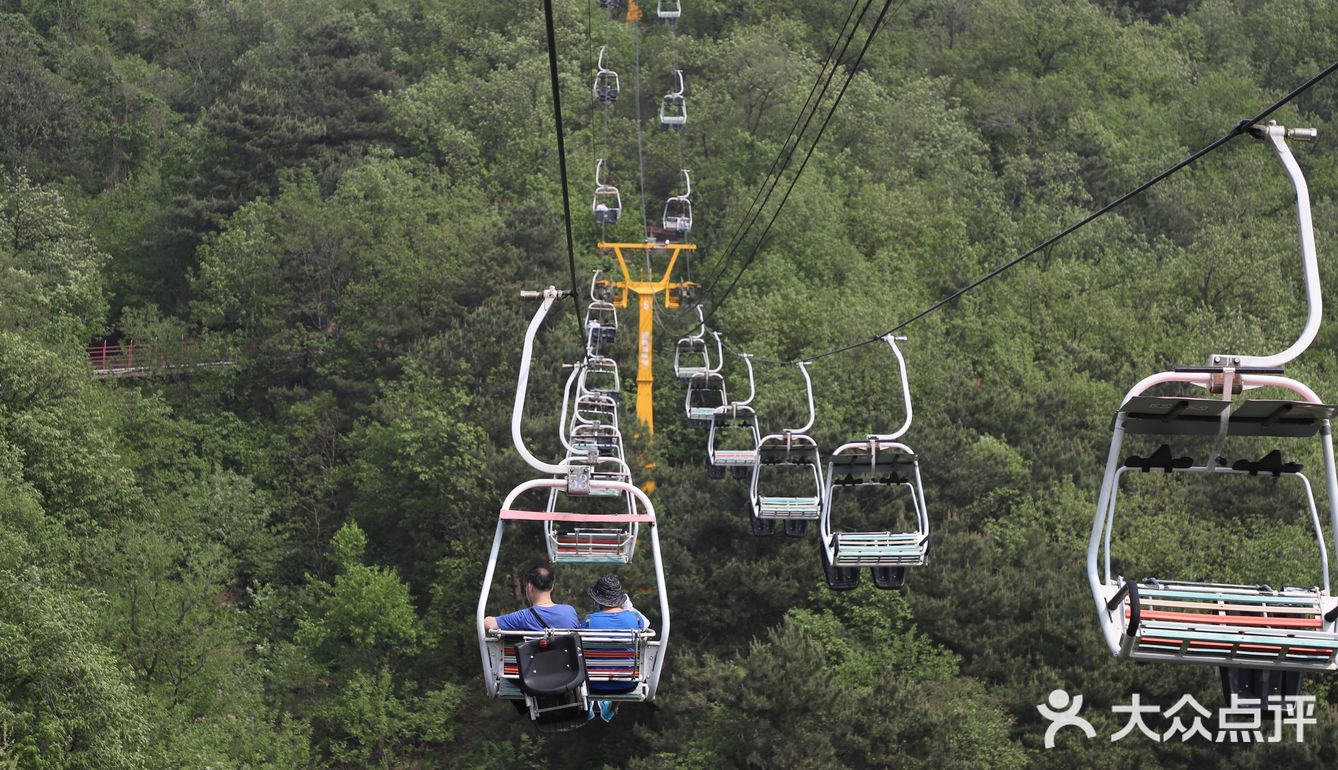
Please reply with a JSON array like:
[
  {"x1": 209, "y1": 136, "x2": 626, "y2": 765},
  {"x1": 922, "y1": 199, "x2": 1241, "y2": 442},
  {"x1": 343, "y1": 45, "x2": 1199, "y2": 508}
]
[{"x1": 872, "y1": 566, "x2": 908, "y2": 590}]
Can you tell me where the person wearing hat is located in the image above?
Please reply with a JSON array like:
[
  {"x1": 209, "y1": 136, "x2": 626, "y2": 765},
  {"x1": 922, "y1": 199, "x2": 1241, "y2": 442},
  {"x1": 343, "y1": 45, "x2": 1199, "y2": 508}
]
[{"x1": 580, "y1": 575, "x2": 649, "y2": 722}]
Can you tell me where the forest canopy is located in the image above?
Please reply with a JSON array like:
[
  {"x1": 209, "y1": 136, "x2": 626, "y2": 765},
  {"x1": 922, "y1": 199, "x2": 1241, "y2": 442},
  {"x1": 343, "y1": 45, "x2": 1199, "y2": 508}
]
[{"x1": 4, "y1": 0, "x2": 1338, "y2": 767}]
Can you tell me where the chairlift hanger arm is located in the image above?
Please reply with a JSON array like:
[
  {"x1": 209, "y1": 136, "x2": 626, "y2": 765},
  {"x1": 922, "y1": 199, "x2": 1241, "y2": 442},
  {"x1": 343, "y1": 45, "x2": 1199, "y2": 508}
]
[
  {"x1": 558, "y1": 363, "x2": 582, "y2": 454},
  {"x1": 788, "y1": 361, "x2": 816, "y2": 435},
  {"x1": 1209, "y1": 123, "x2": 1320, "y2": 369},
  {"x1": 709, "y1": 331, "x2": 724, "y2": 374},
  {"x1": 868, "y1": 335, "x2": 912, "y2": 442},
  {"x1": 512, "y1": 289, "x2": 570, "y2": 475},
  {"x1": 738, "y1": 353, "x2": 756, "y2": 406}
]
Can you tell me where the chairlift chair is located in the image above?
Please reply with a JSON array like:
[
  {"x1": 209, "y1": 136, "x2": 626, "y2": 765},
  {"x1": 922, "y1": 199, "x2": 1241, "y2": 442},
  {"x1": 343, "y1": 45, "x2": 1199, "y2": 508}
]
[
  {"x1": 561, "y1": 373, "x2": 625, "y2": 462},
  {"x1": 656, "y1": 0, "x2": 681, "y2": 20},
  {"x1": 660, "y1": 70, "x2": 686, "y2": 129},
  {"x1": 478, "y1": 287, "x2": 669, "y2": 727},
  {"x1": 585, "y1": 270, "x2": 618, "y2": 350},
  {"x1": 544, "y1": 478, "x2": 641, "y2": 563},
  {"x1": 593, "y1": 160, "x2": 622, "y2": 225},
  {"x1": 1088, "y1": 124, "x2": 1338, "y2": 695},
  {"x1": 749, "y1": 362, "x2": 823, "y2": 538},
  {"x1": 579, "y1": 355, "x2": 622, "y2": 405},
  {"x1": 820, "y1": 335, "x2": 928, "y2": 590},
  {"x1": 662, "y1": 170, "x2": 693, "y2": 236},
  {"x1": 684, "y1": 332, "x2": 727, "y2": 426},
  {"x1": 708, "y1": 351, "x2": 759, "y2": 479},
  {"x1": 674, "y1": 306, "x2": 711, "y2": 382},
  {"x1": 593, "y1": 46, "x2": 620, "y2": 103},
  {"x1": 685, "y1": 372, "x2": 727, "y2": 427},
  {"x1": 586, "y1": 301, "x2": 618, "y2": 351},
  {"x1": 561, "y1": 362, "x2": 620, "y2": 436},
  {"x1": 480, "y1": 479, "x2": 669, "y2": 723},
  {"x1": 572, "y1": 392, "x2": 619, "y2": 431}
]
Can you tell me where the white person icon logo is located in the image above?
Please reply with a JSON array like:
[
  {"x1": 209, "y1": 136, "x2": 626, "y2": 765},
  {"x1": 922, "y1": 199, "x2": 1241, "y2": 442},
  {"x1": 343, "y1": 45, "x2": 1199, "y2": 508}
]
[{"x1": 1037, "y1": 689, "x2": 1097, "y2": 748}]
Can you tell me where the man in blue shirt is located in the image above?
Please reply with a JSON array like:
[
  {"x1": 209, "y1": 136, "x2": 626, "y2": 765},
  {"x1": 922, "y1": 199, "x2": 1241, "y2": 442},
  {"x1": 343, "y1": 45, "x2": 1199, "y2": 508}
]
[{"x1": 484, "y1": 566, "x2": 579, "y2": 631}]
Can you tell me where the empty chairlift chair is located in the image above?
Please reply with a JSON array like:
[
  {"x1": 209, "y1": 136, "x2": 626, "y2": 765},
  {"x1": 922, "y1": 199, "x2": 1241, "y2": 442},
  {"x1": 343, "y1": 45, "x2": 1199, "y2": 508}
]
[
  {"x1": 563, "y1": 378, "x2": 625, "y2": 463},
  {"x1": 593, "y1": 46, "x2": 620, "y2": 103},
  {"x1": 684, "y1": 333, "x2": 727, "y2": 427},
  {"x1": 662, "y1": 170, "x2": 693, "y2": 236},
  {"x1": 557, "y1": 371, "x2": 629, "y2": 502},
  {"x1": 660, "y1": 70, "x2": 686, "y2": 129},
  {"x1": 579, "y1": 355, "x2": 622, "y2": 405},
  {"x1": 1088, "y1": 123, "x2": 1338, "y2": 704},
  {"x1": 821, "y1": 336, "x2": 929, "y2": 591},
  {"x1": 708, "y1": 353, "x2": 760, "y2": 479},
  {"x1": 674, "y1": 307, "x2": 711, "y2": 382},
  {"x1": 560, "y1": 363, "x2": 620, "y2": 439},
  {"x1": 544, "y1": 480, "x2": 642, "y2": 565},
  {"x1": 593, "y1": 160, "x2": 622, "y2": 225},
  {"x1": 750, "y1": 362, "x2": 823, "y2": 538},
  {"x1": 657, "y1": 0, "x2": 681, "y2": 19}
]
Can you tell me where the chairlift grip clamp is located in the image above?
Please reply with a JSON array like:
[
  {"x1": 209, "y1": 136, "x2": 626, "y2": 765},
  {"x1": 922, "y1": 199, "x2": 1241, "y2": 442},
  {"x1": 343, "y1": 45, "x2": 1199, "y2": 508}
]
[
  {"x1": 566, "y1": 465, "x2": 594, "y2": 495},
  {"x1": 519, "y1": 286, "x2": 572, "y2": 301},
  {"x1": 1245, "y1": 121, "x2": 1317, "y2": 142}
]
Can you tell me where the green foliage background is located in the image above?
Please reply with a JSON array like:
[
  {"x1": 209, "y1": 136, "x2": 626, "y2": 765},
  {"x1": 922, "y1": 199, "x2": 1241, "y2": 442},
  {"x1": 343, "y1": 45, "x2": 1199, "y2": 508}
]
[{"x1": 5, "y1": 0, "x2": 1338, "y2": 766}]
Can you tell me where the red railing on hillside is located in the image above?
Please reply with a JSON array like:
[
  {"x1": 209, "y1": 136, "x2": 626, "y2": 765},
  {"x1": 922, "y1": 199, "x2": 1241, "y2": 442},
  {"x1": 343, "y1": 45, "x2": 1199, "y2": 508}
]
[{"x1": 86, "y1": 338, "x2": 232, "y2": 378}]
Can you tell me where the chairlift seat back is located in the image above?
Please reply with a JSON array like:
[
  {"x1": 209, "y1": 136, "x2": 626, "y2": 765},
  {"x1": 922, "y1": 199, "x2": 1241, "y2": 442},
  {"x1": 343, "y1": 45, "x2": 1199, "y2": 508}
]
[
  {"x1": 828, "y1": 451, "x2": 917, "y2": 486},
  {"x1": 550, "y1": 527, "x2": 637, "y2": 563},
  {"x1": 1119, "y1": 397, "x2": 1338, "y2": 438},
  {"x1": 517, "y1": 634, "x2": 587, "y2": 697}
]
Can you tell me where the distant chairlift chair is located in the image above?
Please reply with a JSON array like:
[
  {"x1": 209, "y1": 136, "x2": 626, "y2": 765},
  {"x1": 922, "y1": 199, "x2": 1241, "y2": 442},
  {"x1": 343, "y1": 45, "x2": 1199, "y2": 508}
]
[
  {"x1": 684, "y1": 332, "x2": 727, "y2": 427},
  {"x1": 593, "y1": 46, "x2": 620, "y2": 103},
  {"x1": 674, "y1": 306, "x2": 711, "y2": 382},
  {"x1": 662, "y1": 170, "x2": 693, "y2": 236},
  {"x1": 749, "y1": 361, "x2": 823, "y2": 538},
  {"x1": 660, "y1": 70, "x2": 686, "y2": 129},
  {"x1": 820, "y1": 336, "x2": 929, "y2": 590},
  {"x1": 585, "y1": 270, "x2": 618, "y2": 353},
  {"x1": 593, "y1": 160, "x2": 622, "y2": 225},
  {"x1": 708, "y1": 352, "x2": 759, "y2": 480}
]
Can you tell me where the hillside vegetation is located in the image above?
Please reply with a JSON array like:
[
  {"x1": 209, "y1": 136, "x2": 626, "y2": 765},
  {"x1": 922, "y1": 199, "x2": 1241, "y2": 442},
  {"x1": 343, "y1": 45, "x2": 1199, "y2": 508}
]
[{"x1": 4, "y1": 0, "x2": 1338, "y2": 767}]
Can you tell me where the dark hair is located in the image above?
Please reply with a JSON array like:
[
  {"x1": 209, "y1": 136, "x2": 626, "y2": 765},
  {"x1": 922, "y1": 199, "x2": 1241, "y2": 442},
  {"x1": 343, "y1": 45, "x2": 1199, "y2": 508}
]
[{"x1": 526, "y1": 565, "x2": 556, "y2": 592}]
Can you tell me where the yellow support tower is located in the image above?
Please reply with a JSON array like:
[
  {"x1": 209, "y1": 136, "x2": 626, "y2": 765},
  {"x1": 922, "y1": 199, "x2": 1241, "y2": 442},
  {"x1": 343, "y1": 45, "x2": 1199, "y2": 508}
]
[{"x1": 597, "y1": 241, "x2": 697, "y2": 434}]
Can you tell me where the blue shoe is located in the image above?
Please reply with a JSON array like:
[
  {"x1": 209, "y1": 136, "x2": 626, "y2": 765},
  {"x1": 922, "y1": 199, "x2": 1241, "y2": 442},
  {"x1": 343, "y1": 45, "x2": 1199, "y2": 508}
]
[
  {"x1": 587, "y1": 703, "x2": 598, "y2": 721},
  {"x1": 598, "y1": 700, "x2": 617, "y2": 722}
]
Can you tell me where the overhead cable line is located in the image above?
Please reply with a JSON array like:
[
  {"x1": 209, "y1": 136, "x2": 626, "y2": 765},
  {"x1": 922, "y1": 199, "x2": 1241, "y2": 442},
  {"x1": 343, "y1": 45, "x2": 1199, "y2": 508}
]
[
  {"x1": 634, "y1": 23, "x2": 650, "y2": 239},
  {"x1": 701, "y1": 0, "x2": 872, "y2": 296},
  {"x1": 542, "y1": 0, "x2": 584, "y2": 333},
  {"x1": 700, "y1": 0, "x2": 908, "y2": 328},
  {"x1": 701, "y1": 55, "x2": 1338, "y2": 366}
]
